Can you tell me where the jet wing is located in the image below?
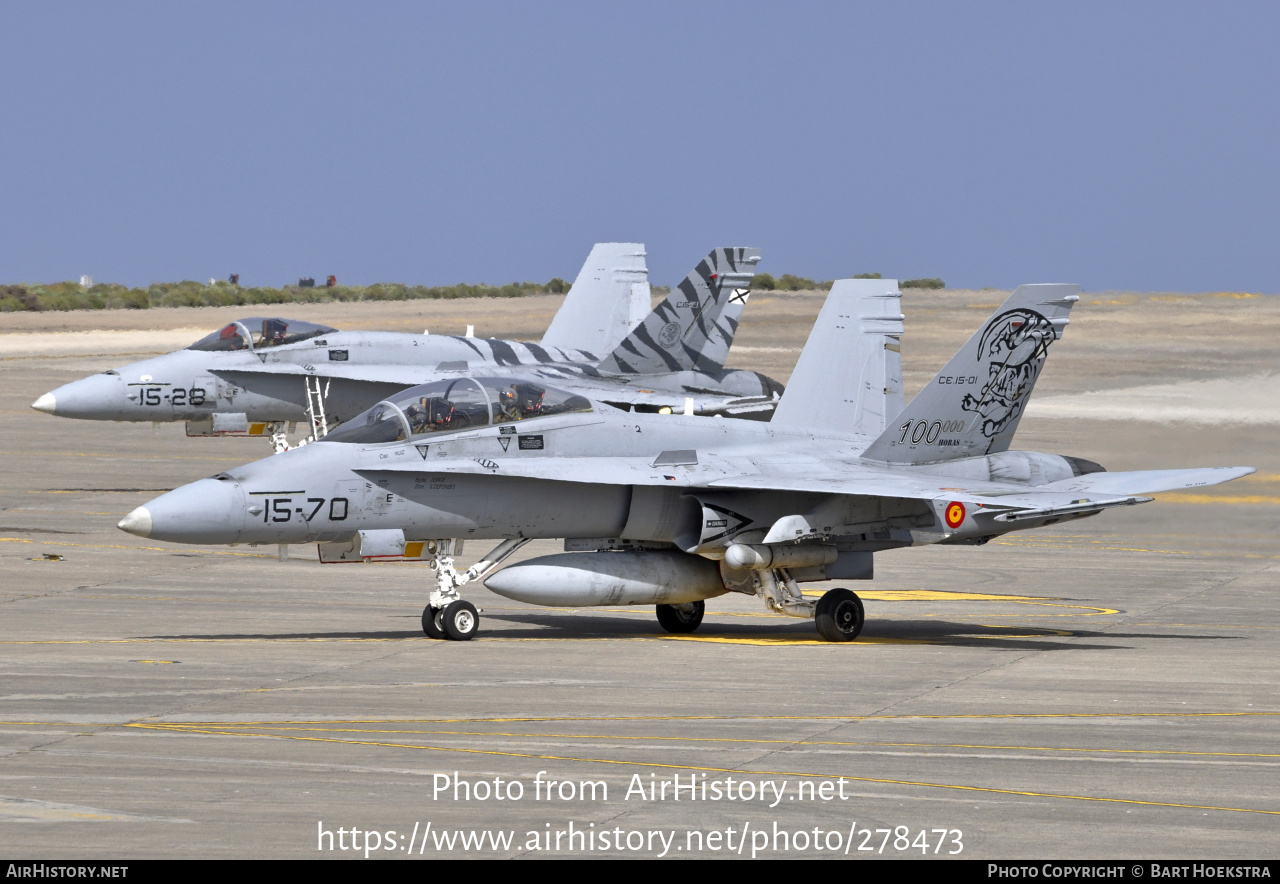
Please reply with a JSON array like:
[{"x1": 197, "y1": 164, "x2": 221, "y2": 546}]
[
  {"x1": 211, "y1": 365, "x2": 419, "y2": 424},
  {"x1": 1032, "y1": 467, "x2": 1255, "y2": 496},
  {"x1": 213, "y1": 363, "x2": 433, "y2": 386},
  {"x1": 704, "y1": 463, "x2": 1254, "y2": 514},
  {"x1": 361, "y1": 453, "x2": 761, "y2": 488},
  {"x1": 704, "y1": 465, "x2": 1151, "y2": 514},
  {"x1": 357, "y1": 452, "x2": 1047, "y2": 502},
  {"x1": 523, "y1": 374, "x2": 779, "y2": 417},
  {"x1": 214, "y1": 363, "x2": 779, "y2": 419},
  {"x1": 707, "y1": 464, "x2": 1254, "y2": 497},
  {"x1": 362, "y1": 456, "x2": 1252, "y2": 519}
]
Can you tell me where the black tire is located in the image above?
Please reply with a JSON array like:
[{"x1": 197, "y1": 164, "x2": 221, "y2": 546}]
[
  {"x1": 656, "y1": 601, "x2": 705, "y2": 634},
  {"x1": 441, "y1": 600, "x2": 480, "y2": 641},
  {"x1": 422, "y1": 605, "x2": 445, "y2": 639},
  {"x1": 815, "y1": 588, "x2": 864, "y2": 642}
]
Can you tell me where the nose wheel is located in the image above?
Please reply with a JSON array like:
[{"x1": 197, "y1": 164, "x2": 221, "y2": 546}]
[
  {"x1": 421, "y1": 605, "x2": 444, "y2": 639},
  {"x1": 441, "y1": 600, "x2": 479, "y2": 640},
  {"x1": 422, "y1": 600, "x2": 480, "y2": 641}
]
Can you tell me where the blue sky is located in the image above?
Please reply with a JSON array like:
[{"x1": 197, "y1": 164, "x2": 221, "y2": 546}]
[{"x1": 2, "y1": 2, "x2": 1276, "y2": 292}]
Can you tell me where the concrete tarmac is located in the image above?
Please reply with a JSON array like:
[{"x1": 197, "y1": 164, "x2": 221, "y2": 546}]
[{"x1": 1, "y1": 290, "x2": 1277, "y2": 859}]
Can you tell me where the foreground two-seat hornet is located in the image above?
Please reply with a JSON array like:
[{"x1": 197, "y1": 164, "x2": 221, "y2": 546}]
[
  {"x1": 118, "y1": 279, "x2": 1253, "y2": 642},
  {"x1": 33, "y1": 245, "x2": 781, "y2": 451}
]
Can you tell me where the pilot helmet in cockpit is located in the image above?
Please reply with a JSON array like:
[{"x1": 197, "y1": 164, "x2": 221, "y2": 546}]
[
  {"x1": 218, "y1": 324, "x2": 246, "y2": 349},
  {"x1": 262, "y1": 318, "x2": 288, "y2": 346},
  {"x1": 512, "y1": 383, "x2": 545, "y2": 414}
]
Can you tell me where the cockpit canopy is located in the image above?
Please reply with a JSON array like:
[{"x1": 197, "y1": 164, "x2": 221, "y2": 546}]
[
  {"x1": 322, "y1": 378, "x2": 593, "y2": 446},
  {"x1": 187, "y1": 318, "x2": 337, "y2": 352}
]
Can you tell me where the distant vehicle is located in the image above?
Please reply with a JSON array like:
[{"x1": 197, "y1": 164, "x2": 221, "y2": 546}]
[
  {"x1": 117, "y1": 279, "x2": 1253, "y2": 642},
  {"x1": 32, "y1": 245, "x2": 781, "y2": 449}
]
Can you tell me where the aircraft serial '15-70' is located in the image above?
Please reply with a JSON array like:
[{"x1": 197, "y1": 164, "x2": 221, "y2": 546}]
[
  {"x1": 32, "y1": 246, "x2": 782, "y2": 451},
  {"x1": 117, "y1": 279, "x2": 1253, "y2": 642}
]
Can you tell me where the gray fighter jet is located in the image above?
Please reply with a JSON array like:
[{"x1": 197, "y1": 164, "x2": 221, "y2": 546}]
[
  {"x1": 29, "y1": 243, "x2": 649, "y2": 446},
  {"x1": 118, "y1": 279, "x2": 1253, "y2": 642},
  {"x1": 32, "y1": 246, "x2": 779, "y2": 451},
  {"x1": 199, "y1": 247, "x2": 776, "y2": 433}
]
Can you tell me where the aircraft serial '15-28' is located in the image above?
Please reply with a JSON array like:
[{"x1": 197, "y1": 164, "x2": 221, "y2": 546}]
[
  {"x1": 32, "y1": 246, "x2": 782, "y2": 451},
  {"x1": 117, "y1": 279, "x2": 1253, "y2": 642}
]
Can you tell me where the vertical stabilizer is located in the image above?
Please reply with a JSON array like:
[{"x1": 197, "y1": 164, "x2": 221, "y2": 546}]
[
  {"x1": 540, "y1": 243, "x2": 650, "y2": 356},
  {"x1": 770, "y1": 279, "x2": 904, "y2": 439},
  {"x1": 861, "y1": 283, "x2": 1080, "y2": 463},
  {"x1": 597, "y1": 248, "x2": 760, "y2": 374}
]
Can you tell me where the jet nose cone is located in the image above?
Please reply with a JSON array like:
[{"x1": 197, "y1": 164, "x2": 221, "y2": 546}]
[
  {"x1": 117, "y1": 507, "x2": 153, "y2": 538},
  {"x1": 39, "y1": 373, "x2": 127, "y2": 420},
  {"x1": 125, "y1": 478, "x2": 247, "y2": 544}
]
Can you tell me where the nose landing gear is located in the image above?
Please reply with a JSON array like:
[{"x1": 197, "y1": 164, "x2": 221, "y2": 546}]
[
  {"x1": 440, "y1": 600, "x2": 479, "y2": 640},
  {"x1": 421, "y1": 605, "x2": 445, "y2": 639},
  {"x1": 422, "y1": 600, "x2": 481, "y2": 641},
  {"x1": 419, "y1": 538, "x2": 530, "y2": 640}
]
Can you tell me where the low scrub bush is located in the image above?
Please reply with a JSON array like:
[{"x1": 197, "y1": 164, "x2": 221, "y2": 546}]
[
  {"x1": 751, "y1": 273, "x2": 833, "y2": 291},
  {"x1": 0, "y1": 277, "x2": 576, "y2": 312}
]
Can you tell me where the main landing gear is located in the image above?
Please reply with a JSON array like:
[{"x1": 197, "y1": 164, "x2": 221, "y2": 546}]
[
  {"x1": 814, "y1": 588, "x2": 865, "y2": 642},
  {"x1": 419, "y1": 537, "x2": 530, "y2": 641},
  {"x1": 749, "y1": 566, "x2": 866, "y2": 642},
  {"x1": 655, "y1": 600, "x2": 705, "y2": 634},
  {"x1": 712, "y1": 564, "x2": 868, "y2": 642},
  {"x1": 652, "y1": 583, "x2": 864, "y2": 642}
]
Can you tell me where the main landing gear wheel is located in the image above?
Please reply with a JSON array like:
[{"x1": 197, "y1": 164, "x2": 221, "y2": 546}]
[
  {"x1": 656, "y1": 601, "x2": 705, "y2": 634},
  {"x1": 441, "y1": 599, "x2": 480, "y2": 641},
  {"x1": 421, "y1": 605, "x2": 444, "y2": 639},
  {"x1": 815, "y1": 588, "x2": 864, "y2": 642}
]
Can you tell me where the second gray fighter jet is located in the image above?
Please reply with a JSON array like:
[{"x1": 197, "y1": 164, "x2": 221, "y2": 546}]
[{"x1": 33, "y1": 246, "x2": 778, "y2": 451}]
